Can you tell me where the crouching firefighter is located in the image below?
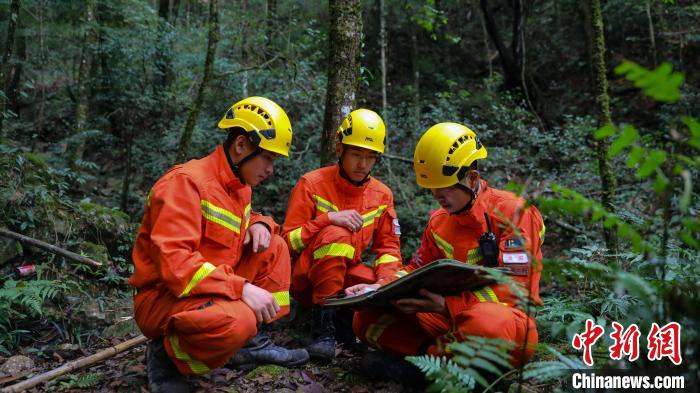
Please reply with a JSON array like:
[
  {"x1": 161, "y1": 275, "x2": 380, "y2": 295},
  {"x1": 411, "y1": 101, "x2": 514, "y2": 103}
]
[
  {"x1": 347, "y1": 123, "x2": 544, "y2": 383},
  {"x1": 282, "y1": 109, "x2": 402, "y2": 361},
  {"x1": 129, "y1": 97, "x2": 309, "y2": 393}
]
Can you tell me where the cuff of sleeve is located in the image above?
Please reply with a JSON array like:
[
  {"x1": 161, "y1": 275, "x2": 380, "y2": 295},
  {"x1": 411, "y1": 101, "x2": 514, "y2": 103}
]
[
  {"x1": 250, "y1": 214, "x2": 279, "y2": 234},
  {"x1": 312, "y1": 212, "x2": 331, "y2": 228},
  {"x1": 230, "y1": 275, "x2": 248, "y2": 300}
]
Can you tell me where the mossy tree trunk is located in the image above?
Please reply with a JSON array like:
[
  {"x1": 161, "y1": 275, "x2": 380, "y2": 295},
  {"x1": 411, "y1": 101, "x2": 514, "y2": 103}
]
[
  {"x1": 175, "y1": 0, "x2": 219, "y2": 164},
  {"x1": 71, "y1": 0, "x2": 96, "y2": 164},
  {"x1": 320, "y1": 0, "x2": 362, "y2": 166},
  {"x1": 588, "y1": 0, "x2": 619, "y2": 257},
  {"x1": 0, "y1": 0, "x2": 21, "y2": 142}
]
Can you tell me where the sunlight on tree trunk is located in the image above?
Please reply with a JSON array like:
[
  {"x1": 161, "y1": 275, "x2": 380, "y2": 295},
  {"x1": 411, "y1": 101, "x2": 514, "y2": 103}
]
[
  {"x1": 175, "y1": 0, "x2": 219, "y2": 164},
  {"x1": 320, "y1": 0, "x2": 362, "y2": 166}
]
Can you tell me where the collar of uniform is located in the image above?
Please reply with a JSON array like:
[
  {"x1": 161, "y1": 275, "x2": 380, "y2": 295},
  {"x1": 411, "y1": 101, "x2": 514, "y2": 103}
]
[
  {"x1": 333, "y1": 164, "x2": 369, "y2": 197},
  {"x1": 214, "y1": 145, "x2": 246, "y2": 191},
  {"x1": 452, "y1": 179, "x2": 490, "y2": 227}
]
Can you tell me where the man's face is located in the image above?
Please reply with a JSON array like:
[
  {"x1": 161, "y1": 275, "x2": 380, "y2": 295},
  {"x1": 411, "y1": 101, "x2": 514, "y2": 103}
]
[
  {"x1": 231, "y1": 134, "x2": 279, "y2": 187},
  {"x1": 338, "y1": 144, "x2": 378, "y2": 182},
  {"x1": 430, "y1": 172, "x2": 479, "y2": 214},
  {"x1": 240, "y1": 150, "x2": 279, "y2": 187}
]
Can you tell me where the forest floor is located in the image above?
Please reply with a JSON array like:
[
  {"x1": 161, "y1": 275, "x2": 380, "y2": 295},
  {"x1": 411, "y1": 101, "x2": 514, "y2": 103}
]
[{"x1": 0, "y1": 307, "x2": 422, "y2": 393}]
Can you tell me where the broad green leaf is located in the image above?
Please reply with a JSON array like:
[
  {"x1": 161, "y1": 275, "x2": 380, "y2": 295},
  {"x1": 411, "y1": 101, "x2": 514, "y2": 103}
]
[
  {"x1": 637, "y1": 150, "x2": 667, "y2": 178},
  {"x1": 682, "y1": 116, "x2": 700, "y2": 150},
  {"x1": 626, "y1": 146, "x2": 645, "y2": 168},
  {"x1": 614, "y1": 61, "x2": 684, "y2": 102},
  {"x1": 608, "y1": 125, "x2": 638, "y2": 158},
  {"x1": 594, "y1": 124, "x2": 616, "y2": 140}
]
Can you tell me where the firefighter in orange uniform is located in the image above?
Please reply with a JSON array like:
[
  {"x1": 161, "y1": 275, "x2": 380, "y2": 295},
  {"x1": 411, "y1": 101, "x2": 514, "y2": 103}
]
[
  {"x1": 130, "y1": 97, "x2": 309, "y2": 393},
  {"x1": 282, "y1": 109, "x2": 402, "y2": 361},
  {"x1": 348, "y1": 123, "x2": 544, "y2": 382}
]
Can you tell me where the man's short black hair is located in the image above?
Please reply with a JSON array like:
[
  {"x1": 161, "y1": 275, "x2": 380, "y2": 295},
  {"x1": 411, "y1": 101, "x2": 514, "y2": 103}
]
[{"x1": 224, "y1": 127, "x2": 248, "y2": 148}]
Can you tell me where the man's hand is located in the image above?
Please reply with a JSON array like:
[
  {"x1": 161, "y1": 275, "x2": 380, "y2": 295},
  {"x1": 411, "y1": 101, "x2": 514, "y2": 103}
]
[
  {"x1": 328, "y1": 210, "x2": 364, "y2": 232},
  {"x1": 344, "y1": 283, "x2": 381, "y2": 297},
  {"x1": 244, "y1": 223, "x2": 271, "y2": 253},
  {"x1": 392, "y1": 289, "x2": 448, "y2": 316},
  {"x1": 242, "y1": 283, "x2": 280, "y2": 323}
]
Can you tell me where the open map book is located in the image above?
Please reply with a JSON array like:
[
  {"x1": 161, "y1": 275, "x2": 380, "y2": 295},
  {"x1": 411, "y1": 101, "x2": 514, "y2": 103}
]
[{"x1": 323, "y1": 259, "x2": 506, "y2": 309}]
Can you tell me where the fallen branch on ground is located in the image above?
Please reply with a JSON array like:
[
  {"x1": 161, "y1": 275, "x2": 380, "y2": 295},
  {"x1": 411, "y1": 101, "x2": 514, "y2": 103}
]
[
  {"x1": 0, "y1": 228, "x2": 103, "y2": 268},
  {"x1": 1, "y1": 335, "x2": 148, "y2": 393},
  {"x1": 383, "y1": 153, "x2": 412, "y2": 164}
]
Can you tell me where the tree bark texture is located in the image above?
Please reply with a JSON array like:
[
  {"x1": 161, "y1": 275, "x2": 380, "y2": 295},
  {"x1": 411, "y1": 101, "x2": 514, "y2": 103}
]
[
  {"x1": 71, "y1": 0, "x2": 96, "y2": 163},
  {"x1": 175, "y1": 0, "x2": 219, "y2": 164},
  {"x1": 587, "y1": 0, "x2": 619, "y2": 256},
  {"x1": 411, "y1": 26, "x2": 420, "y2": 133},
  {"x1": 241, "y1": 0, "x2": 249, "y2": 97},
  {"x1": 320, "y1": 0, "x2": 362, "y2": 166},
  {"x1": 0, "y1": 0, "x2": 21, "y2": 142},
  {"x1": 379, "y1": 0, "x2": 387, "y2": 116},
  {"x1": 265, "y1": 0, "x2": 277, "y2": 56}
]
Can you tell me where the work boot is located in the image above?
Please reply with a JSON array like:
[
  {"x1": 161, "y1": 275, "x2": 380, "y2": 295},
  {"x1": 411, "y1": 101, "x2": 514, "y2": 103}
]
[
  {"x1": 335, "y1": 308, "x2": 366, "y2": 353},
  {"x1": 360, "y1": 350, "x2": 427, "y2": 388},
  {"x1": 227, "y1": 329, "x2": 310, "y2": 371},
  {"x1": 146, "y1": 339, "x2": 190, "y2": 393},
  {"x1": 306, "y1": 306, "x2": 336, "y2": 362}
]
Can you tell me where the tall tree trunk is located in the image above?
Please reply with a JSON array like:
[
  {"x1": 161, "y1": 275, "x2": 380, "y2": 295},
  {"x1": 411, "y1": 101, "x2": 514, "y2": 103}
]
[
  {"x1": 645, "y1": 0, "x2": 657, "y2": 67},
  {"x1": 33, "y1": 0, "x2": 46, "y2": 152},
  {"x1": 587, "y1": 0, "x2": 618, "y2": 257},
  {"x1": 7, "y1": 21, "x2": 26, "y2": 115},
  {"x1": 175, "y1": 0, "x2": 219, "y2": 164},
  {"x1": 72, "y1": 0, "x2": 96, "y2": 163},
  {"x1": 411, "y1": 25, "x2": 420, "y2": 133},
  {"x1": 379, "y1": 0, "x2": 387, "y2": 116},
  {"x1": 120, "y1": 129, "x2": 133, "y2": 212},
  {"x1": 156, "y1": 0, "x2": 174, "y2": 89},
  {"x1": 320, "y1": 0, "x2": 362, "y2": 166},
  {"x1": 265, "y1": 0, "x2": 277, "y2": 56},
  {"x1": 0, "y1": 0, "x2": 21, "y2": 142},
  {"x1": 241, "y1": 0, "x2": 249, "y2": 97}
]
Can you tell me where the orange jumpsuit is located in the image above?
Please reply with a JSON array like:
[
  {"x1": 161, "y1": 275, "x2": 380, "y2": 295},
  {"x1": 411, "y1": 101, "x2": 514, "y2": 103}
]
[
  {"x1": 129, "y1": 145, "x2": 291, "y2": 376},
  {"x1": 282, "y1": 165, "x2": 402, "y2": 306},
  {"x1": 353, "y1": 180, "x2": 544, "y2": 367}
]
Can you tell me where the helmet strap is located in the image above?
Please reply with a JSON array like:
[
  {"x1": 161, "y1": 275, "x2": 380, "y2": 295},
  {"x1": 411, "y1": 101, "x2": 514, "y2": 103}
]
[
  {"x1": 224, "y1": 138, "x2": 262, "y2": 185},
  {"x1": 451, "y1": 170, "x2": 481, "y2": 215}
]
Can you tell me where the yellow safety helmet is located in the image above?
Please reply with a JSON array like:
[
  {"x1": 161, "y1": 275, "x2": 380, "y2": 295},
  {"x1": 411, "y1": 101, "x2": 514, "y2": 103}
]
[
  {"x1": 336, "y1": 109, "x2": 386, "y2": 154},
  {"x1": 413, "y1": 122, "x2": 488, "y2": 189},
  {"x1": 218, "y1": 96, "x2": 293, "y2": 157}
]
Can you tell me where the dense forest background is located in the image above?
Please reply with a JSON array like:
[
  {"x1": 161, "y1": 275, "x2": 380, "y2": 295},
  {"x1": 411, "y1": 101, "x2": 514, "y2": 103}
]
[{"x1": 1, "y1": 0, "x2": 699, "y2": 391}]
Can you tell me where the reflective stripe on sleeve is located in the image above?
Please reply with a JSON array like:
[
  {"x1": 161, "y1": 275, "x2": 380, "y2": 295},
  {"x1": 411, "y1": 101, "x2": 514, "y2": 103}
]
[
  {"x1": 272, "y1": 291, "x2": 290, "y2": 307},
  {"x1": 313, "y1": 195, "x2": 339, "y2": 213},
  {"x1": 362, "y1": 205, "x2": 388, "y2": 227},
  {"x1": 289, "y1": 227, "x2": 305, "y2": 252},
  {"x1": 179, "y1": 262, "x2": 217, "y2": 298},
  {"x1": 539, "y1": 222, "x2": 546, "y2": 244},
  {"x1": 394, "y1": 270, "x2": 408, "y2": 278},
  {"x1": 375, "y1": 254, "x2": 399, "y2": 266},
  {"x1": 467, "y1": 248, "x2": 482, "y2": 265},
  {"x1": 244, "y1": 204, "x2": 251, "y2": 229},
  {"x1": 365, "y1": 314, "x2": 396, "y2": 350},
  {"x1": 473, "y1": 286, "x2": 500, "y2": 303},
  {"x1": 431, "y1": 230, "x2": 454, "y2": 259}
]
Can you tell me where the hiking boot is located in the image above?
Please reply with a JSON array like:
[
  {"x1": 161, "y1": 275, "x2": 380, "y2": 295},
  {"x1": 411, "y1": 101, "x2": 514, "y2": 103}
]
[
  {"x1": 306, "y1": 306, "x2": 336, "y2": 361},
  {"x1": 334, "y1": 307, "x2": 367, "y2": 353},
  {"x1": 360, "y1": 350, "x2": 427, "y2": 387},
  {"x1": 146, "y1": 339, "x2": 190, "y2": 393},
  {"x1": 227, "y1": 329, "x2": 309, "y2": 371}
]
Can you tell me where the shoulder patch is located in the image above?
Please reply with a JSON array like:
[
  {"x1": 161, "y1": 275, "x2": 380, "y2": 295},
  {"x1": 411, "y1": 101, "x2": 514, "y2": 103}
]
[{"x1": 504, "y1": 238, "x2": 525, "y2": 250}]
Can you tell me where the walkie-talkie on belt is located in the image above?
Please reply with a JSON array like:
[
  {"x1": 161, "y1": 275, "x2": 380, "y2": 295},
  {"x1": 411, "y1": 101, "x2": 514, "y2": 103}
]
[{"x1": 479, "y1": 212, "x2": 499, "y2": 267}]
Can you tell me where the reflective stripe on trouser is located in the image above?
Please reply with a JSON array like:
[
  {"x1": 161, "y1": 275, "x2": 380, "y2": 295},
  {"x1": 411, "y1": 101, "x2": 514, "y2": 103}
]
[
  {"x1": 353, "y1": 302, "x2": 538, "y2": 368},
  {"x1": 291, "y1": 226, "x2": 371, "y2": 306},
  {"x1": 133, "y1": 235, "x2": 291, "y2": 375}
]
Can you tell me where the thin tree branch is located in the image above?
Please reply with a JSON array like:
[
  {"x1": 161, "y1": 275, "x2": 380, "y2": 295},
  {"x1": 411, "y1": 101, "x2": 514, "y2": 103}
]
[
  {"x1": 1, "y1": 335, "x2": 148, "y2": 393},
  {"x1": 0, "y1": 228, "x2": 104, "y2": 268}
]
